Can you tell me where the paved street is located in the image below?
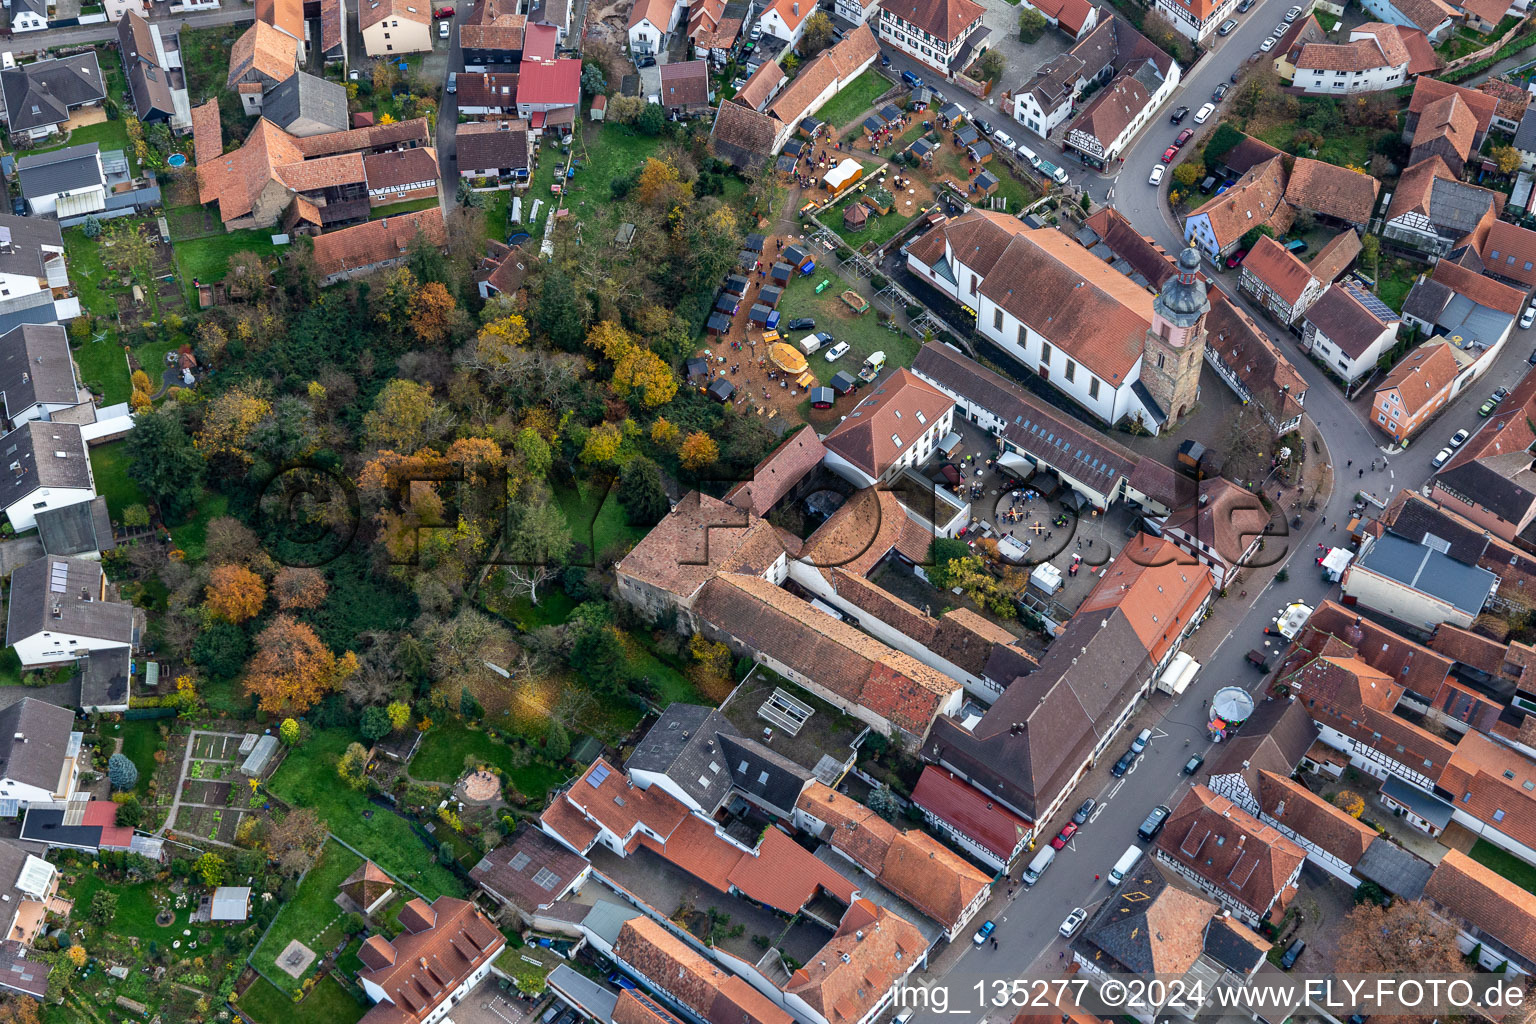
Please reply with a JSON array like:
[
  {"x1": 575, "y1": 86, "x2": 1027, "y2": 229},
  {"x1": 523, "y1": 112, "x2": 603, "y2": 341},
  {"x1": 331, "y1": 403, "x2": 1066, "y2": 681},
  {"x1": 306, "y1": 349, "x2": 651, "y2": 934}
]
[{"x1": 13, "y1": 3, "x2": 252, "y2": 47}]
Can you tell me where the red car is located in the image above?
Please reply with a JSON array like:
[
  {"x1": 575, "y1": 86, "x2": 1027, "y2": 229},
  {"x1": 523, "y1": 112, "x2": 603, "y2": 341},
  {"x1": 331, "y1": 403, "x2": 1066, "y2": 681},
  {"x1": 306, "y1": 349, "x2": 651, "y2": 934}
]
[
  {"x1": 1050, "y1": 822, "x2": 1080, "y2": 849},
  {"x1": 1225, "y1": 248, "x2": 1249, "y2": 269},
  {"x1": 1161, "y1": 146, "x2": 1178, "y2": 164},
  {"x1": 434, "y1": 6, "x2": 454, "y2": 15},
  {"x1": 1174, "y1": 128, "x2": 1194, "y2": 148}
]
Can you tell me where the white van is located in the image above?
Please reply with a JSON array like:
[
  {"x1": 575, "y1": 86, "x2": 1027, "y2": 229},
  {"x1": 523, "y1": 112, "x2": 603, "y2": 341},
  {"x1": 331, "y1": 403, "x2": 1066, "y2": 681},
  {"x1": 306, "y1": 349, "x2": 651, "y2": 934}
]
[
  {"x1": 993, "y1": 129, "x2": 1017, "y2": 153},
  {"x1": 798, "y1": 333, "x2": 823, "y2": 356},
  {"x1": 1021, "y1": 845, "x2": 1056, "y2": 886},
  {"x1": 1108, "y1": 845, "x2": 1141, "y2": 885},
  {"x1": 1016, "y1": 143, "x2": 1043, "y2": 170}
]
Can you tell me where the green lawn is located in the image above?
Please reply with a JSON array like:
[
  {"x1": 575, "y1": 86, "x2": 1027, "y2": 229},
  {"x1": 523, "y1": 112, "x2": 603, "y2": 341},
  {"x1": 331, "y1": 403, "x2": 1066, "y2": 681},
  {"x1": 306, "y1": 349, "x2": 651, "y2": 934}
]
[
  {"x1": 265, "y1": 729, "x2": 467, "y2": 900},
  {"x1": 411, "y1": 719, "x2": 571, "y2": 802},
  {"x1": 1373, "y1": 258, "x2": 1423, "y2": 313},
  {"x1": 370, "y1": 197, "x2": 441, "y2": 219},
  {"x1": 173, "y1": 229, "x2": 283, "y2": 284},
  {"x1": 483, "y1": 189, "x2": 511, "y2": 239},
  {"x1": 815, "y1": 70, "x2": 893, "y2": 129},
  {"x1": 553, "y1": 480, "x2": 647, "y2": 564},
  {"x1": 773, "y1": 276, "x2": 919, "y2": 377},
  {"x1": 931, "y1": 143, "x2": 1038, "y2": 214},
  {"x1": 1254, "y1": 108, "x2": 1378, "y2": 170},
  {"x1": 31, "y1": 118, "x2": 137, "y2": 175},
  {"x1": 1469, "y1": 839, "x2": 1536, "y2": 895},
  {"x1": 66, "y1": 873, "x2": 184, "y2": 941},
  {"x1": 832, "y1": 192, "x2": 922, "y2": 250},
  {"x1": 73, "y1": 336, "x2": 132, "y2": 405},
  {"x1": 238, "y1": 975, "x2": 366, "y2": 1024},
  {"x1": 114, "y1": 719, "x2": 164, "y2": 796},
  {"x1": 627, "y1": 635, "x2": 705, "y2": 706},
  {"x1": 90, "y1": 441, "x2": 149, "y2": 518},
  {"x1": 62, "y1": 227, "x2": 122, "y2": 320},
  {"x1": 253, "y1": 840, "x2": 363, "y2": 993}
]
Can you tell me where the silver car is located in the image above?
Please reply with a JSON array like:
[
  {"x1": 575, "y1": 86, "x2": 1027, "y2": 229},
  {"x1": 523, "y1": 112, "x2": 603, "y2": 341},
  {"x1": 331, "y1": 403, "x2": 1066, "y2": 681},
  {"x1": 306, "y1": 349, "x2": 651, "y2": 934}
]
[{"x1": 1060, "y1": 908, "x2": 1088, "y2": 937}]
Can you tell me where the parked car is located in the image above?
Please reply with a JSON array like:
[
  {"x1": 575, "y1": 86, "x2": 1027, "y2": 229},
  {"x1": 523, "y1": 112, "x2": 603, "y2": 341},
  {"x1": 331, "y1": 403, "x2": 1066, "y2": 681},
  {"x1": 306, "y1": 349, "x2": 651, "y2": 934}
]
[
  {"x1": 1285, "y1": 5, "x2": 1302, "y2": 19},
  {"x1": 993, "y1": 129, "x2": 1017, "y2": 152},
  {"x1": 1218, "y1": 17, "x2": 1238, "y2": 33},
  {"x1": 439, "y1": 19, "x2": 450, "y2": 36},
  {"x1": 1529, "y1": 345, "x2": 1536, "y2": 365},
  {"x1": 1182, "y1": 752, "x2": 1205, "y2": 775},
  {"x1": 9, "y1": 197, "x2": 23, "y2": 216},
  {"x1": 1280, "y1": 939, "x2": 1306, "y2": 970},
  {"x1": 1522, "y1": 306, "x2": 1535, "y2": 330},
  {"x1": 785, "y1": 317, "x2": 815, "y2": 330},
  {"x1": 973, "y1": 920, "x2": 996, "y2": 946},
  {"x1": 1432, "y1": 447, "x2": 1453, "y2": 468},
  {"x1": 1131, "y1": 727, "x2": 1152, "y2": 754},
  {"x1": 1170, "y1": 105, "x2": 1190, "y2": 124},
  {"x1": 637, "y1": 54, "x2": 656, "y2": 67},
  {"x1": 1137, "y1": 804, "x2": 1172, "y2": 841},
  {"x1": 434, "y1": 5, "x2": 454, "y2": 15},
  {"x1": 1194, "y1": 102, "x2": 1216, "y2": 123},
  {"x1": 1237, "y1": 0, "x2": 1255, "y2": 11},
  {"x1": 1149, "y1": 164, "x2": 1165, "y2": 186},
  {"x1": 1072, "y1": 798, "x2": 1096, "y2": 825},
  {"x1": 1174, "y1": 128, "x2": 1194, "y2": 147},
  {"x1": 902, "y1": 70, "x2": 923, "y2": 88},
  {"x1": 1273, "y1": 21, "x2": 1288, "y2": 34},
  {"x1": 1212, "y1": 82, "x2": 1230, "y2": 101},
  {"x1": 1111, "y1": 749, "x2": 1138, "y2": 777},
  {"x1": 1059, "y1": 908, "x2": 1088, "y2": 938},
  {"x1": 1450, "y1": 428, "x2": 1470, "y2": 448},
  {"x1": 1161, "y1": 146, "x2": 1178, "y2": 163},
  {"x1": 1481, "y1": 399, "x2": 1498, "y2": 417},
  {"x1": 1051, "y1": 822, "x2": 1080, "y2": 849},
  {"x1": 823, "y1": 341, "x2": 850, "y2": 362},
  {"x1": 1494, "y1": 386, "x2": 1510, "y2": 403},
  {"x1": 1230, "y1": 69, "x2": 1241, "y2": 82},
  {"x1": 446, "y1": 71, "x2": 457, "y2": 93},
  {"x1": 1225, "y1": 248, "x2": 1249, "y2": 268},
  {"x1": 1260, "y1": 36, "x2": 1277, "y2": 50}
]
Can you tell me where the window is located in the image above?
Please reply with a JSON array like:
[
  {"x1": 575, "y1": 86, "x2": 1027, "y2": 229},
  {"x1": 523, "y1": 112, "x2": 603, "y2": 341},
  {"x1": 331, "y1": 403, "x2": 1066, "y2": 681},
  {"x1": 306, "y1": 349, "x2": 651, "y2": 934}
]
[
  {"x1": 1156, "y1": 352, "x2": 1166, "y2": 369},
  {"x1": 1064, "y1": 359, "x2": 1076, "y2": 382},
  {"x1": 31, "y1": 502, "x2": 45, "y2": 509},
  {"x1": 891, "y1": 433, "x2": 902, "y2": 447},
  {"x1": 1089, "y1": 378, "x2": 1100, "y2": 400},
  {"x1": 531, "y1": 867, "x2": 562, "y2": 890},
  {"x1": 1495, "y1": 809, "x2": 1507, "y2": 822},
  {"x1": 993, "y1": 309, "x2": 1002, "y2": 330},
  {"x1": 1041, "y1": 341, "x2": 1053, "y2": 363}
]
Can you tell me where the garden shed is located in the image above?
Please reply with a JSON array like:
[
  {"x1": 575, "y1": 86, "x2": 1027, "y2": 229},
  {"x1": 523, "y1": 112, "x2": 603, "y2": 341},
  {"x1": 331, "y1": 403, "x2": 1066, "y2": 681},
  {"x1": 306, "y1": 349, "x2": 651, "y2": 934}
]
[
  {"x1": 723, "y1": 274, "x2": 749, "y2": 296},
  {"x1": 844, "y1": 203, "x2": 869, "y2": 230},
  {"x1": 705, "y1": 314, "x2": 731, "y2": 336},
  {"x1": 744, "y1": 233, "x2": 765, "y2": 252},
  {"x1": 830, "y1": 371, "x2": 856, "y2": 392},
  {"x1": 708, "y1": 378, "x2": 735, "y2": 402},
  {"x1": 810, "y1": 386, "x2": 834, "y2": 408},
  {"x1": 974, "y1": 170, "x2": 999, "y2": 195},
  {"x1": 770, "y1": 262, "x2": 793, "y2": 284},
  {"x1": 759, "y1": 285, "x2": 783, "y2": 307}
]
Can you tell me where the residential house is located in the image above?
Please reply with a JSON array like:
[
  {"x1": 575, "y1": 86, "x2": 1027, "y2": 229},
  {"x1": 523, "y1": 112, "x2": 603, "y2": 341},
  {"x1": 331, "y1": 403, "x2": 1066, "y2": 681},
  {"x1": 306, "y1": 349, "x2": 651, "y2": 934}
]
[
  {"x1": 1457, "y1": 0, "x2": 1515, "y2": 32},
  {"x1": 1072, "y1": 861, "x2": 1227, "y2": 987},
  {"x1": 319, "y1": 0, "x2": 348, "y2": 64},
  {"x1": 1076, "y1": 532, "x2": 1215, "y2": 677},
  {"x1": 1159, "y1": 477, "x2": 1268, "y2": 588},
  {"x1": 360, "y1": 0, "x2": 433, "y2": 56},
  {"x1": 910, "y1": 766, "x2": 1031, "y2": 871},
  {"x1": 0, "y1": 54, "x2": 105, "y2": 141},
  {"x1": 8, "y1": 0, "x2": 48, "y2": 33},
  {"x1": 0, "y1": 698, "x2": 82, "y2": 816},
  {"x1": 362, "y1": 147, "x2": 439, "y2": 205},
  {"x1": 474, "y1": 241, "x2": 527, "y2": 299},
  {"x1": 1371, "y1": 340, "x2": 1475, "y2": 442},
  {"x1": 0, "y1": 838, "x2": 59, "y2": 944},
  {"x1": 659, "y1": 60, "x2": 711, "y2": 115},
  {"x1": 1292, "y1": 23, "x2": 1437, "y2": 95},
  {"x1": 1438, "y1": 732, "x2": 1536, "y2": 866},
  {"x1": 456, "y1": 121, "x2": 530, "y2": 178},
  {"x1": 262, "y1": 72, "x2": 349, "y2": 137},
  {"x1": 0, "y1": 325, "x2": 84, "y2": 430},
  {"x1": 689, "y1": 0, "x2": 747, "y2": 60},
  {"x1": 515, "y1": 58, "x2": 580, "y2": 128},
  {"x1": 193, "y1": 112, "x2": 368, "y2": 230},
  {"x1": 0, "y1": 224, "x2": 81, "y2": 336},
  {"x1": 460, "y1": 16, "x2": 526, "y2": 67},
  {"x1": 1018, "y1": 0, "x2": 1096, "y2": 37},
  {"x1": 1204, "y1": 291, "x2": 1310, "y2": 434},
  {"x1": 0, "y1": 421, "x2": 94, "y2": 534},
  {"x1": 610, "y1": 917, "x2": 796, "y2": 1024},
  {"x1": 117, "y1": 12, "x2": 177, "y2": 123},
  {"x1": 15, "y1": 146, "x2": 106, "y2": 220},
  {"x1": 1273, "y1": 14, "x2": 1326, "y2": 80},
  {"x1": 1405, "y1": 75, "x2": 1500, "y2": 136},
  {"x1": 1063, "y1": 53, "x2": 1180, "y2": 170},
  {"x1": 876, "y1": 0, "x2": 986, "y2": 75},
  {"x1": 731, "y1": 63, "x2": 785, "y2": 113},
  {"x1": 1150, "y1": 0, "x2": 1239, "y2": 42},
  {"x1": 1383, "y1": 156, "x2": 1503, "y2": 254},
  {"x1": 1300, "y1": 281, "x2": 1401, "y2": 385},
  {"x1": 1153, "y1": 785, "x2": 1307, "y2": 927},
  {"x1": 1012, "y1": 16, "x2": 1168, "y2": 141},
  {"x1": 530, "y1": 0, "x2": 571, "y2": 40},
  {"x1": 1424, "y1": 849, "x2": 1536, "y2": 973},
  {"x1": 1513, "y1": 106, "x2": 1536, "y2": 170},
  {"x1": 756, "y1": 0, "x2": 815, "y2": 45},
  {"x1": 1284, "y1": 157, "x2": 1381, "y2": 230},
  {"x1": 1430, "y1": 370, "x2": 1536, "y2": 544},
  {"x1": 356, "y1": 898, "x2": 505, "y2": 1024},
  {"x1": 1358, "y1": 0, "x2": 1456, "y2": 40},
  {"x1": 1184, "y1": 156, "x2": 1292, "y2": 263},
  {"x1": 454, "y1": 73, "x2": 521, "y2": 117},
  {"x1": 310, "y1": 207, "x2": 447, "y2": 284},
  {"x1": 1253, "y1": 771, "x2": 1377, "y2": 883},
  {"x1": 5, "y1": 555, "x2": 136, "y2": 667},
  {"x1": 471, "y1": 824, "x2": 591, "y2": 926},
  {"x1": 629, "y1": 0, "x2": 683, "y2": 54},
  {"x1": 0, "y1": 941, "x2": 46, "y2": 1001},
  {"x1": 228, "y1": 21, "x2": 300, "y2": 106},
  {"x1": 1401, "y1": 257, "x2": 1522, "y2": 353},
  {"x1": 257, "y1": 0, "x2": 307, "y2": 57},
  {"x1": 1480, "y1": 77, "x2": 1528, "y2": 132},
  {"x1": 1479, "y1": 221, "x2": 1536, "y2": 289},
  {"x1": 1409, "y1": 91, "x2": 1485, "y2": 175},
  {"x1": 1342, "y1": 530, "x2": 1497, "y2": 629},
  {"x1": 909, "y1": 341, "x2": 1185, "y2": 515},
  {"x1": 1238, "y1": 235, "x2": 1326, "y2": 326},
  {"x1": 835, "y1": 0, "x2": 882, "y2": 25},
  {"x1": 1204, "y1": 698, "x2": 1320, "y2": 812},
  {"x1": 777, "y1": 900, "x2": 926, "y2": 1024},
  {"x1": 820, "y1": 368, "x2": 954, "y2": 487}
]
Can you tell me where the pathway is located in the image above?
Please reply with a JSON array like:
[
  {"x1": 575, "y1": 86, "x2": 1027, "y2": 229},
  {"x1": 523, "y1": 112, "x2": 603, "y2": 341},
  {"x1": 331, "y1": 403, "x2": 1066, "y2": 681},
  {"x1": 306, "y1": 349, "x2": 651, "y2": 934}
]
[
  {"x1": 159, "y1": 728, "x2": 245, "y2": 841},
  {"x1": 15, "y1": 4, "x2": 253, "y2": 47}
]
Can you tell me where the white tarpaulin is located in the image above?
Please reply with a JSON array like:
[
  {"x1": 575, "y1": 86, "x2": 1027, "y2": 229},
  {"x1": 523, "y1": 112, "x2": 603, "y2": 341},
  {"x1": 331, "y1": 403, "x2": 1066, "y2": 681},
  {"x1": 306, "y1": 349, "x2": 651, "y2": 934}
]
[
  {"x1": 1322, "y1": 547, "x2": 1353, "y2": 581},
  {"x1": 1157, "y1": 651, "x2": 1200, "y2": 695},
  {"x1": 997, "y1": 535, "x2": 1029, "y2": 563},
  {"x1": 823, "y1": 159, "x2": 862, "y2": 191},
  {"x1": 1030, "y1": 562, "x2": 1062, "y2": 594},
  {"x1": 997, "y1": 451, "x2": 1032, "y2": 476}
]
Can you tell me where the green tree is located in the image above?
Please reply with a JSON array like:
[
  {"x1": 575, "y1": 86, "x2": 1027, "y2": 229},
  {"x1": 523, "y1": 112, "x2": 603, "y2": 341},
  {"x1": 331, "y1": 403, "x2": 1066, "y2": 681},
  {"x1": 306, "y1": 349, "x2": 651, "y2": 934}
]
[
  {"x1": 1239, "y1": 224, "x2": 1274, "y2": 250},
  {"x1": 88, "y1": 890, "x2": 118, "y2": 926},
  {"x1": 122, "y1": 504, "x2": 151, "y2": 528},
  {"x1": 113, "y1": 795, "x2": 143, "y2": 829},
  {"x1": 193, "y1": 852, "x2": 226, "y2": 887},
  {"x1": 127, "y1": 408, "x2": 204, "y2": 522},
  {"x1": 360, "y1": 705, "x2": 392, "y2": 742},
  {"x1": 81, "y1": 215, "x2": 102, "y2": 239},
  {"x1": 975, "y1": 49, "x2": 1005, "y2": 82},
  {"x1": 926, "y1": 537, "x2": 972, "y2": 588},
  {"x1": 337, "y1": 742, "x2": 370, "y2": 790},
  {"x1": 618, "y1": 456, "x2": 670, "y2": 527},
  {"x1": 1173, "y1": 161, "x2": 1204, "y2": 188},
  {"x1": 106, "y1": 753, "x2": 138, "y2": 791},
  {"x1": 280, "y1": 718, "x2": 300, "y2": 745},
  {"x1": 533, "y1": 267, "x2": 585, "y2": 350},
  {"x1": 513, "y1": 427, "x2": 553, "y2": 477},
  {"x1": 801, "y1": 11, "x2": 835, "y2": 53},
  {"x1": 568, "y1": 604, "x2": 629, "y2": 694},
  {"x1": 1018, "y1": 7, "x2": 1047, "y2": 41},
  {"x1": 456, "y1": 177, "x2": 488, "y2": 209},
  {"x1": 637, "y1": 102, "x2": 666, "y2": 135},
  {"x1": 581, "y1": 61, "x2": 607, "y2": 95},
  {"x1": 544, "y1": 720, "x2": 572, "y2": 761},
  {"x1": 1361, "y1": 234, "x2": 1381, "y2": 279},
  {"x1": 192, "y1": 622, "x2": 249, "y2": 680}
]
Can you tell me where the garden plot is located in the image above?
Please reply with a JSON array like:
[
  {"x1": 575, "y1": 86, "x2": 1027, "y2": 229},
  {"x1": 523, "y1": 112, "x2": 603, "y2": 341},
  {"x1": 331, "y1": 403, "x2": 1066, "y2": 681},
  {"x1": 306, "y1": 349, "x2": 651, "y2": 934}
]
[
  {"x1": 175, "y1": 804, "x2": 245, "y2": 844},
  {"x1": 192, "y1": 734, "x2": 244, "y2": 760}
]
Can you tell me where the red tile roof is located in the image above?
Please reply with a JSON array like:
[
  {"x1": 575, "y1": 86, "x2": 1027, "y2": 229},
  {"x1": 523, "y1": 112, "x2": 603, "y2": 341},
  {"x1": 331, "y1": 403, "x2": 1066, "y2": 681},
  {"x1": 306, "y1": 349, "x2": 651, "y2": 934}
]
[
  {"x1": 357, "y1": 897, "x2": 504, "y2": 1024},
  {"x1": 1481, "y1": 221, "x2": 1536, "y2": 288},
  {"x1": 1375, "y1": 340, "x2": 1459, "y2": 416},
  {"x1": 1156, "y1": 786, "x2": 1306, "y2": 919},
  {"x1": 724, "y1": 424, "x2": 825, "y2": 516},
  {"x1": 726, "y1": 825, "x2": 859, "y2": 913},
  {"x1": 1409, "y1": 77, "x2": 1499, "y2": 135},
  {"x1": 878, "y1": 0, "x2": 982, "y2": 42},
  {"x1": 1430, "y1": 256, "x2": 1526, "y2": 315},
  {"x1": 615, "y1": 491, "x2": 785, "y2": 600},
  {"x1": 1285, "y1": 157, "x2": 1380, "y2": 226},
  {"x1": 360, "y1": 0, "x2": 430, "y2": 31},
  {"x1": 1412, "y1": 93, "x2": 1480, "y2": 164},
  {"x1": 1254, "y1": 771, "x2": 1375, "y2": 866},
  {"x1": 517, "y1": 57, "x2": 580, "y2": 107},
  {"x1": 1076, "y1": 533, "x2": 1212, "y2": 665},
  {"x1": 310, "y1": 207, "x2": 447, "y2": 278},
  {"x1": 822, "y1": 368, "x2": 953, "y2": 480},
  {"x1": 1241, "y1": 235, "x2": 1317, "y2": 307},
  {"x1": 613, "y1": 918, "x2": 795, "y2": 1024},
  {"x1": 1425, "y1": 848, "x2": 1536, "y2": 966},
  {"x1": 910, "y1": 766, "x2": 1028, "y2": 861},
  {"x1": 1438, "y1": 731, "x2": 1536, "y2": 853},
  {"x1": 786, "y1": 901, "x2": 927, "y2": 1024}
]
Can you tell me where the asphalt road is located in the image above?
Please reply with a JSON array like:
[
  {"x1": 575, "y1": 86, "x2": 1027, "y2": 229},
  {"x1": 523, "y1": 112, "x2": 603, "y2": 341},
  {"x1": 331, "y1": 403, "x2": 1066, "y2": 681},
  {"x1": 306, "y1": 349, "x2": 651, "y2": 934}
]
[
  {"x1": 435, "y1": 4, "x2": 466, "y2": 191},
  {"x1": 888, "y1": 0, "x2": 1536, "y2": 1012}
]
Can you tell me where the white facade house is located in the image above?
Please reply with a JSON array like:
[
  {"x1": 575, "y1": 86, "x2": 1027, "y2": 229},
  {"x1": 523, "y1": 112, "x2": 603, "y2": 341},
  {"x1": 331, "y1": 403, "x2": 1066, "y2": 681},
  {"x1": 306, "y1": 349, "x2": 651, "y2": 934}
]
[
  {"x1": 877, "y1": 0, "x2": 985, "y2": 74},
  {"x1": 756, "y1": 0, "x2": 814, "y2": 45},
  {"x1": 1340, "y1": 532, "x2": 1497, "y2": 630},
  {"x1": 1151, "y1": 0, "x2": 1239, "y2": 41},
  {"x1": 835, "y1": 0, "x2": 881, "y2": 25},
  {"x1": 0, "y1": 421, "x2": 95, "y2": 534},
  {"x1": 1358, "y1": 0, "x2": 1453, "y2": 40},
  {"x1": 5, "y1": 555, "x2": 134, "y2": 668},
  {"x1": 1301, "y1": 282, "x2": 1401, "y2": 385},
  {"x1": 629, "y1": 0, "x2": 683, "y2": 53},
  {"x1": 0, "y1": 699, "x2": 83, "y2": 818},
  {"x1": 1292, "y1": 26, "x2": 1412, "y2": 94},
  {"x1": 9, "y1": 0, "x2": 49, "y2": 33},
  {"x1": 1063, "y1": 57, "x2": 1180, "y2": 169}
]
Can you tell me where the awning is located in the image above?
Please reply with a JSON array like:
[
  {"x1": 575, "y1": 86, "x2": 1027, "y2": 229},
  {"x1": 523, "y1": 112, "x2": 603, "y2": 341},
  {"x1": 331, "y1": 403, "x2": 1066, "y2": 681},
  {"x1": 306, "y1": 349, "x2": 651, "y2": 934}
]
[
  {"x1": 997, "y1": 451, "x2": 1032, "y2": 476},
  {"x1": 1061, "y1": 489, "x2": 1088, "y2": 511},
  {"x1": 56, "y1": 189, "x2": 105, "y2": 218}
]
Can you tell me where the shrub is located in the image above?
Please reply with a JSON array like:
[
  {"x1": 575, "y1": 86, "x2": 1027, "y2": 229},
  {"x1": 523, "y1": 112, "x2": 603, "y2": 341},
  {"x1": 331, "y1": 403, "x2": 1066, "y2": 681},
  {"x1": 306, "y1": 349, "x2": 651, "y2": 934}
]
[{"x1": 107, "y1": 752, "x2": 139, "y2": 791}]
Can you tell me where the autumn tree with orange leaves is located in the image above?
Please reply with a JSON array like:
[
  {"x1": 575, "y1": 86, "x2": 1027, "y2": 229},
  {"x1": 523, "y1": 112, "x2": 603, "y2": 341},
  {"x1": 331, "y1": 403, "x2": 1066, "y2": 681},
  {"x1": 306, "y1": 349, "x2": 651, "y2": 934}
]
[
  {"x1": 205, "y1": 564, "x2": 267, "y2": 623},
  {"x1": 409, "y1": 281, "x2": 456, "y2": 345},
  {"x1": 244, "y1": 615, "x2": 359, "y2": 714},
  {"x1": 679, "y1": 431, "x2": 719, "y2": 470},
  {"x1": 273, "y1": 566, "x2": 328, "y2": 610}
]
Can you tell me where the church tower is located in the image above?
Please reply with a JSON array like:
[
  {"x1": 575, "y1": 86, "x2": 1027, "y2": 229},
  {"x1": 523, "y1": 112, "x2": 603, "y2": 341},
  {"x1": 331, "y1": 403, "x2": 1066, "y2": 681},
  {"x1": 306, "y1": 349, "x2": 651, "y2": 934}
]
[{"x1": 1141, "y1": 246, "x2": 1209, "y2": 427}]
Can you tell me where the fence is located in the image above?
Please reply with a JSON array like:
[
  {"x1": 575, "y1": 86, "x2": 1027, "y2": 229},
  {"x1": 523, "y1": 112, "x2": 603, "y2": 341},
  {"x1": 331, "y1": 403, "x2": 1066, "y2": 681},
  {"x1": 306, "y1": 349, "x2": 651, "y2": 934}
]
[{"x1": 1442, "y1": 15, "x2": 1532, "y2": 75}]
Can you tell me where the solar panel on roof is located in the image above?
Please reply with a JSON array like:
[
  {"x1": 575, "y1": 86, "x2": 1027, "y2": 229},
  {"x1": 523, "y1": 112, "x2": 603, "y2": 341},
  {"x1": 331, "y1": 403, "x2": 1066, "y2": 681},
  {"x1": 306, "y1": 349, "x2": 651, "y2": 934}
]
[{"x1": 587, "y1": 763, "x2": 611, "y2": 788}]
